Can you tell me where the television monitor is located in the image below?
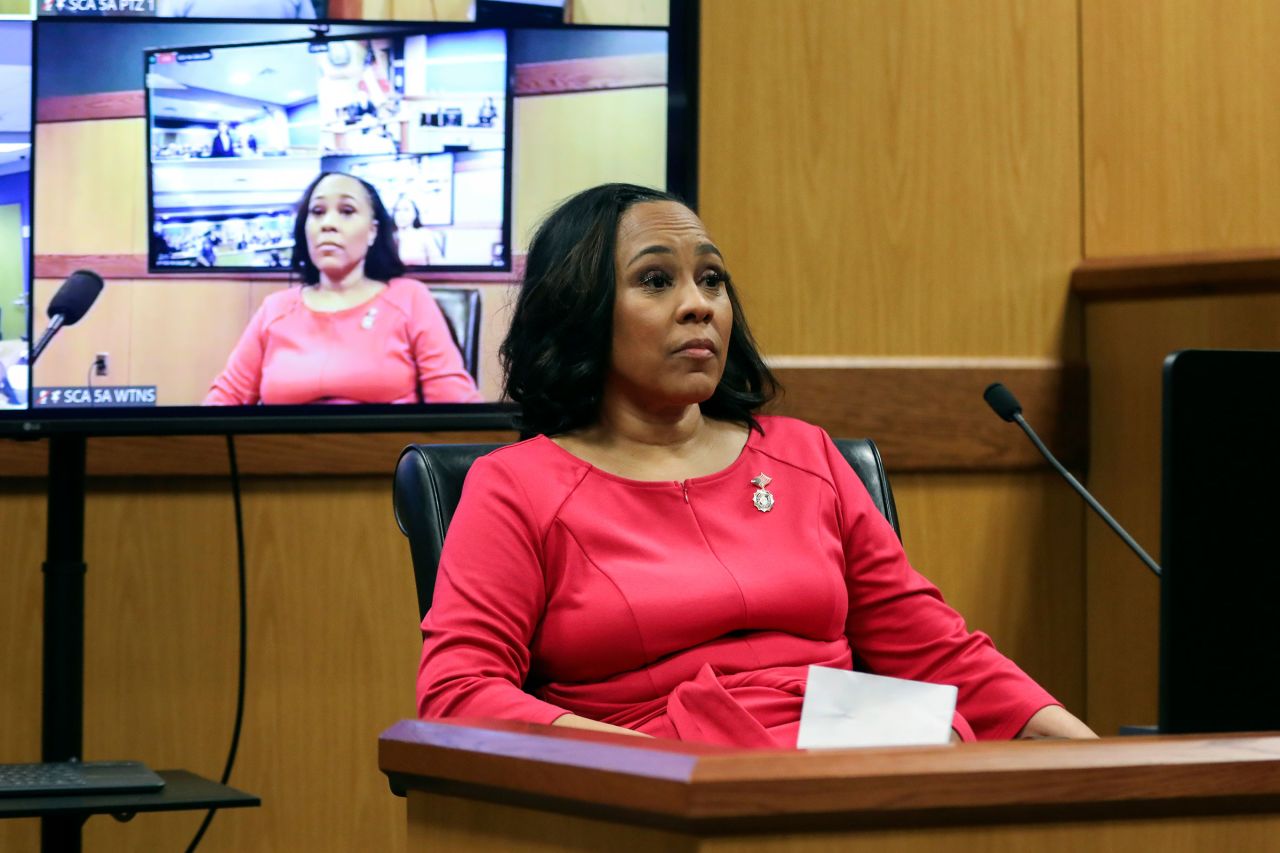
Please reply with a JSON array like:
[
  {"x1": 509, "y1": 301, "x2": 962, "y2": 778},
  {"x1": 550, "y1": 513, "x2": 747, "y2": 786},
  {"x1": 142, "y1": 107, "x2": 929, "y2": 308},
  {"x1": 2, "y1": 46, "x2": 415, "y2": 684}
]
[
  {"x1": 146, "y1": 27, "x2": 512, "y2": 274},
  {"x1": 1159, "y1": 349, "x2": 1280, "y2": 733},
  {"x1": 4, "y1": 0, "x2": 699, "y2": 436}
]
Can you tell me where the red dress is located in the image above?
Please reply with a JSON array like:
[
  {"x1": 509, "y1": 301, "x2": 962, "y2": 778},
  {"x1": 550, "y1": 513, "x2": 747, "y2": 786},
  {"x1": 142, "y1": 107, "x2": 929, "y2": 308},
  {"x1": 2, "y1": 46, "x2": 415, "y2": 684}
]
[
  {"x1": 205, "y1": 278, "x2": 481, "y2": 405},
  {"x1": 417, "y1": 416, "x2": 1056, "y2": 746}
]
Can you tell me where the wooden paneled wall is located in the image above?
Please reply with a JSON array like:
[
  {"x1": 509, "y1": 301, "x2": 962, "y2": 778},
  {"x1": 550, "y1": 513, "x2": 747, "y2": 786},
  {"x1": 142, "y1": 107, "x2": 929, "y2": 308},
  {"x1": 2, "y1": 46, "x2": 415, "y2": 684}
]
[
  {"x1": 699, "y1": 0, "x2": 1086, "y2": 715},
  {"x1": 1080, "y1": 0, "x2": 1280, "y2": 734},
  {"x1": 700, "y1": 0, "x2": 1082, "y2": 360}
]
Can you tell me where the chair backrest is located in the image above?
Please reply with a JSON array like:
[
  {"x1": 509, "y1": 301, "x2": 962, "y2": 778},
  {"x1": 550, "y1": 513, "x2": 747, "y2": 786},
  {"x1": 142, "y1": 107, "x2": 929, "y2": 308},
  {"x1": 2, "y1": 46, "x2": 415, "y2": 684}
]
[
  {"x1": 428, "y1": 287, "x2": 482, "y2": 383},
  {"x1": 394, "y1": 438, "x2": 901, "y2": 622}
]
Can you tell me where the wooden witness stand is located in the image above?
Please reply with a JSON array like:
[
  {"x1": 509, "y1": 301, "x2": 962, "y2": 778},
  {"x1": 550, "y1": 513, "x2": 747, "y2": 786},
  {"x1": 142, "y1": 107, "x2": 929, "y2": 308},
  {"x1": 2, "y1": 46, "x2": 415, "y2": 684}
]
[{"x1": 380, "y1": 719, "x2": 1280, "y2": 851}]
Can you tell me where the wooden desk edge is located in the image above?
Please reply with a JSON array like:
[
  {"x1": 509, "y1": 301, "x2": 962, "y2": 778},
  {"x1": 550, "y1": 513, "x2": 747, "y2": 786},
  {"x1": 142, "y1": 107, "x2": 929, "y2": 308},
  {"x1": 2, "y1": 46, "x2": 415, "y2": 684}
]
[{"x1": 379, "y1": 720, "x2": 1280, "y2": 830}]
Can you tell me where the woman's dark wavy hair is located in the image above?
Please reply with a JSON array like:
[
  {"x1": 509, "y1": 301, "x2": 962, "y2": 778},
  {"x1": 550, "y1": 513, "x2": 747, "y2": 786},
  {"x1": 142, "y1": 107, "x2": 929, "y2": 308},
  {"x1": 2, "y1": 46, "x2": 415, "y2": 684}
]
[
  {"x1": 501, "y1": 183, "x2": 777, "y2": 437},
  {"x1": 290, "y1": 171, "x2": 405, "y2": 285}
]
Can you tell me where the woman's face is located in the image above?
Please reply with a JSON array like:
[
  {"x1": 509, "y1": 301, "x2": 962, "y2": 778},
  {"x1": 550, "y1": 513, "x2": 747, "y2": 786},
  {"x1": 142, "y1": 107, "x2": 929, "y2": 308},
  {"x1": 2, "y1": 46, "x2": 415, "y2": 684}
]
[
  {"x1": 304, "y1": 174, "x2": 377, "y2": 281},
  {"x1": 392, "y1": 197, "x2": 416, "y2": 230},
  {"x1": 607, "y1": 201, "x2": 733, "y2": 413}
]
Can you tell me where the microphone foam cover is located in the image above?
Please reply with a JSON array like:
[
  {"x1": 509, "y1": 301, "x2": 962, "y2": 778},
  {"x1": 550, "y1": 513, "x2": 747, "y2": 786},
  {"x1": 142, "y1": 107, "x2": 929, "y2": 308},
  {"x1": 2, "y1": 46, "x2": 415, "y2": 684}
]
[
  {"x1": 983, "y1": 382, "x2": 1023, "y2": 422},
  {"x1": 47, "y1": 269, "x2": 105, "y2": 325}
]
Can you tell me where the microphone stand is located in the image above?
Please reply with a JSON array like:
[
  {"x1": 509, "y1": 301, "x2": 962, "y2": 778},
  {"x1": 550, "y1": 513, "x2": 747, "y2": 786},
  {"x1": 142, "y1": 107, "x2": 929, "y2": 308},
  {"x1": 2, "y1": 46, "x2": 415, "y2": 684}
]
[
  {"x1": 42, "y1": 434, "x2": 88, "y2": 851},
  {"x1": 30, "y1": 315, "x2": 65, "y2": 365},
  {"x1": 1010, "y1": 411, "x2": 1162, "y2": 578}
]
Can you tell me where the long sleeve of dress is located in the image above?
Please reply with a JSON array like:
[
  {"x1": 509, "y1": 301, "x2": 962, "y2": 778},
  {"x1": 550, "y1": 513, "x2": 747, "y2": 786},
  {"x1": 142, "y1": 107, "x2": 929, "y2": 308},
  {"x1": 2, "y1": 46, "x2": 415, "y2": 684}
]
[
  {"x1": 417, "y1": 454, "x2": 571, "y2": 725},
  {"x1": 822, "y1": 433, "x2": 1058, "y2": 740}
]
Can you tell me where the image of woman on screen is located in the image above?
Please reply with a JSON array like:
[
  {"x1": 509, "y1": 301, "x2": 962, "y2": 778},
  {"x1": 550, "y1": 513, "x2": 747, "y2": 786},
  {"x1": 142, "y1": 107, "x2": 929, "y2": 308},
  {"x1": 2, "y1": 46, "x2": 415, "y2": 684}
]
[
  {"x1": 392, "y1": 195, "x2": 446, "y2": 266},
  {"x1": 204, "y1": 172, "x2": 481, "y2": 406},
  {"x1": 417, "y1": 183, "x2": 1097, "y2": 746}
]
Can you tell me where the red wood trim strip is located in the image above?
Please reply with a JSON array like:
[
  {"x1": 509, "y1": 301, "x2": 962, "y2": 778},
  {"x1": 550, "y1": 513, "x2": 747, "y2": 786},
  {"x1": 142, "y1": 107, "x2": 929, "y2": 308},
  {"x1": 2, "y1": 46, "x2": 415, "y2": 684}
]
[
  {"x1": 515, "y1": 54, "x2": 667, "y2": 96},
  {"x1": 35, "y1": 253, "x2": 526, "y2": 283},
  {"x1": 1072, "y1": 248, "x2": 1280, "y2": 301},
  {"x1": 37, "y1": 91, "x2": 147, "y2": 123}
]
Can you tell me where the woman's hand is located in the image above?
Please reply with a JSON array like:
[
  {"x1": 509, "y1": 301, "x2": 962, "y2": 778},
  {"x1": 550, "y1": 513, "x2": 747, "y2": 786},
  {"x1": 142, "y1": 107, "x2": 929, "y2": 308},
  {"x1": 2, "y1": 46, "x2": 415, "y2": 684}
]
[
  {"x1": 1016, "y1": 705, "x2": 1098, "y2": 739},
  {"x1": 552, "y1": 713, "x2": 653, "y2": 738}
]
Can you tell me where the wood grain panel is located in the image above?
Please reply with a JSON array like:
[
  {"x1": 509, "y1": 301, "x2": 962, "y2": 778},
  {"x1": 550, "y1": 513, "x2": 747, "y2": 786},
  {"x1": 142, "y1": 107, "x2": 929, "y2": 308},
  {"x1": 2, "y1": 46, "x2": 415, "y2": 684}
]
[
  {"x1": 770, "y1": 359, "x2": 1087, "y2": 472},
  {"x1": 299, "y1": 0, "x2": 480, "y2": 22},
  {"x1": 34, "y1": 120, "x2": 146, "y2": 256},
  {"x1": 326, "y1": 0, "x2": 362, "y2": 17},
  {"x1": 129, "y1": 280, "x2": 256, "y2": 405},
  {"x1": 1072, "y1": 248, "x2": 1280, "y2": 301},
  {"x1": 36, "y1": 91, "x2": 145, "y2": 123},
  {"x1": 0, "y1": 362, "x2": 1080, "y2": 476},
  {"x1": 0, "y1": 481, "x2": 47, "y2": 853},
  {"x1": 512, "y1": 87, "x2": 667, "y2": 251},
  {"x1": 891, "y1": 473, "x2": 1084, "y2": 713},
  {"x1": 1084, "y1": 293, "x2": 1280, "y2": 735},
  {"x1": 699, "y1": 0, "x2": 1081, "y2": 359},
  {"x1": 389, "y1": 0, "x2": 476, "y2": 19},
  {"x1": 515, "y1": 55, "x2": 667, "y2": 97},
  {"x1": 1081, "y1": 0, "x2": 1280, "y2": 256},
  {"x1": 34, "y1": 253, "x2": 526, "y2": 283},
  {"x1": 407, "y1": 793, "x2": 1280, "y2": 853},
  {"x1": 571, "y1": 0, "x2": 667, "y2": 26}
]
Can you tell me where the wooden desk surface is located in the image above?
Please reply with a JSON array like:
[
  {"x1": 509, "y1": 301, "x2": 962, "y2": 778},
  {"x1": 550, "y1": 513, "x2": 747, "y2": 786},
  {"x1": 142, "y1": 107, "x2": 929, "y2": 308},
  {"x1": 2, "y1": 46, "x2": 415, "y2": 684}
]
[{"x1": 379, "y1": 719, "x2": 1280, "y2": 833}]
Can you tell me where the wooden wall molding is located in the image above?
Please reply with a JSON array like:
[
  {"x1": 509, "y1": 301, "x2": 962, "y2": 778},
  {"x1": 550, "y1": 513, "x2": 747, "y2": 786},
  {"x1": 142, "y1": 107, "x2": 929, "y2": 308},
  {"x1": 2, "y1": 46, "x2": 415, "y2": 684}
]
[
  {"x1": 514, "y1": 54, "x2": 667, "y2": 96},
  {"x1": 0, "y1": 360, "x2": 1084, "y2": 478},
  {"x1": 769, "y1": 358, "x2": 1086, "y2": 473},
  {"x1": 37, "y1": 91, "x2": 146, "y2": 124},
  {"x1": 1072, "y1": 248, "x2": 1280, "y2": 301},
  {"x1": 34, "y1": 254, "x2": 526, "y2": 283}
]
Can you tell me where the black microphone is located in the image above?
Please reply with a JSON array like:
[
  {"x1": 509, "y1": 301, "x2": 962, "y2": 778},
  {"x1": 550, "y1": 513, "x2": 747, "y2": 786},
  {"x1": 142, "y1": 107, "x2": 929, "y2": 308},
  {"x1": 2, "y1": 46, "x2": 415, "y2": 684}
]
[
  {"x1": 30, "y1": 270, "x2": 104, "y2": 364},
  {"x1": 983, "y1": 382, "x2": 1162, "y2": 578}
]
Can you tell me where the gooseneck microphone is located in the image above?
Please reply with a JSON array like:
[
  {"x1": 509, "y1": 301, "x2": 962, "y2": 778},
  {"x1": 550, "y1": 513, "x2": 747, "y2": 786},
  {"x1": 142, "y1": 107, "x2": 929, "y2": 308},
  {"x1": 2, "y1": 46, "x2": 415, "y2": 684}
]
[
  {"x1": 983, "y1": 382, "x2": 1162, "y2": 578},
  {"x1": 30, "y1": 270, "x2": 104, "y2": 365}
]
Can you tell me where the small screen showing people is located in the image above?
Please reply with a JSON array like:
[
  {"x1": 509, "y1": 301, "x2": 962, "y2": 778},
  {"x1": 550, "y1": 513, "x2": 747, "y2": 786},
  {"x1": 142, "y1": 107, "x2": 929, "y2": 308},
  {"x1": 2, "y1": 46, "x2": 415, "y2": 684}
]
[{"x1": 148, "y1": 28, "x2": 508, "y2": 271}]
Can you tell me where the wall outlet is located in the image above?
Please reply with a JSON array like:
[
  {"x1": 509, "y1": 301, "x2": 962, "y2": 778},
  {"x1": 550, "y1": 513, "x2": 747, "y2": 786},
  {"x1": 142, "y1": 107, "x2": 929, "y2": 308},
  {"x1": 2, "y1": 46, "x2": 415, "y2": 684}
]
[{"x1": 94, "y1": 353, "x2": 109, "y2": 377}]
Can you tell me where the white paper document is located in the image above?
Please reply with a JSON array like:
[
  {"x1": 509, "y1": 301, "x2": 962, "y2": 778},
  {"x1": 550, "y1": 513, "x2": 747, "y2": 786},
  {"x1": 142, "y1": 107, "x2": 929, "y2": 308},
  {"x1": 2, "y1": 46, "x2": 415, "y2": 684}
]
[{"x1": 796, "y1": 665, "x2": 958, "y2": 749}]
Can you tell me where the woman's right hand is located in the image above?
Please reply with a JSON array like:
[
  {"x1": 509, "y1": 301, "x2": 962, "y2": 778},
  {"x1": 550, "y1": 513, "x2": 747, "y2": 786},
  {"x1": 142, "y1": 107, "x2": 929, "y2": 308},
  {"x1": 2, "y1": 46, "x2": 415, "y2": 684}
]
[{"x1": 552, "y1": 713, "x2": 653, "y2": 738}]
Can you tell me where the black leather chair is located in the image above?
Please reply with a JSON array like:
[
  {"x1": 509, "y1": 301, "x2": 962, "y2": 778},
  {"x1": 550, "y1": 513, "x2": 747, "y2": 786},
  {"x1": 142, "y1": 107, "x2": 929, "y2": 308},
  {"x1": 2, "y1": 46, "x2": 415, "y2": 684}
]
[
  {"x1": 428, "y1": 287, "x2": 482, "y2": 383},
  {"x1": 394, "y1": 439, "x2": 901, "y2": 622}
]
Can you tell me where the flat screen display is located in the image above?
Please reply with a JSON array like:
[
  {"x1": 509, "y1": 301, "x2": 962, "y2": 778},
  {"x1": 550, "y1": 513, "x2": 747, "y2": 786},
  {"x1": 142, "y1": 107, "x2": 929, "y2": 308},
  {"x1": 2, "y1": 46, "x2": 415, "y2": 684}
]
[{"x1": 1, "y1": 0, "x2": 697, "y2": 435}]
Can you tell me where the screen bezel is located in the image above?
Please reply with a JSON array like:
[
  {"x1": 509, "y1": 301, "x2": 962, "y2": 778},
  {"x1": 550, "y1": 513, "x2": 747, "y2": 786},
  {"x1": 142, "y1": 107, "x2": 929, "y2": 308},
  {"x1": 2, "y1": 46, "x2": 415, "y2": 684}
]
[{"x1": 4, "y1": 0, "x2": 700, "y2": 438}]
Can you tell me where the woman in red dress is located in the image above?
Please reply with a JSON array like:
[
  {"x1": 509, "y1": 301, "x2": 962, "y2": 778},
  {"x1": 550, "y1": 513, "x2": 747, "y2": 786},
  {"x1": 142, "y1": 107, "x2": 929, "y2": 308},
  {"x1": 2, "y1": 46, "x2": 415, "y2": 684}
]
[{"x1": 417, "y1": 184, "x2": 1094, "y2": 746}]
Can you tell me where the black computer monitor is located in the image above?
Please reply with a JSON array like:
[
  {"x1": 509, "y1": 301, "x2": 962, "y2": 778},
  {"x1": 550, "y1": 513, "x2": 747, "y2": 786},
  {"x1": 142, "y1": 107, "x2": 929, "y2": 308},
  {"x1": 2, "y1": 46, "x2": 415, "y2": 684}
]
[{"x1": 1159, "y1": 348, "x2": 1280, "y2": 733}]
